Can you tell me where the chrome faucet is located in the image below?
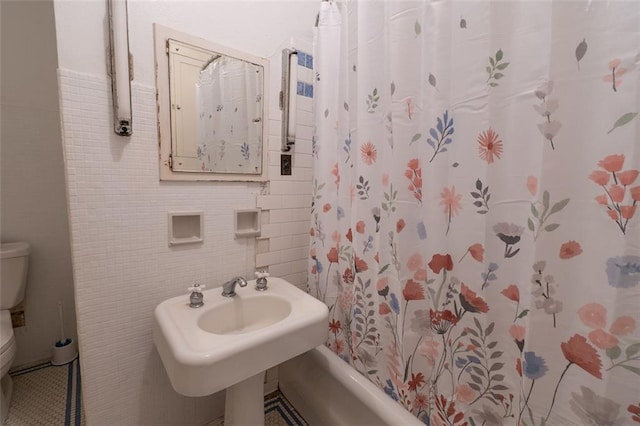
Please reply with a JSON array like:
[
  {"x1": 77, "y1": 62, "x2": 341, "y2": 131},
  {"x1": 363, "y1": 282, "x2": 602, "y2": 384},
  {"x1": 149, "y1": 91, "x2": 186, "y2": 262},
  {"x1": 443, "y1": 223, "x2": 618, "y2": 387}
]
[{"x1": 221, "y1": 276, "x2": 248, "y2": 297}]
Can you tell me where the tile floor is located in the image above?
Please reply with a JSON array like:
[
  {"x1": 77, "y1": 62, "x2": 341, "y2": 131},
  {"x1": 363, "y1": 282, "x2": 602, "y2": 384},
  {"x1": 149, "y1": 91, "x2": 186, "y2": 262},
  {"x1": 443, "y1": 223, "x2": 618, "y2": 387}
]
[
  {"x1": 5, "y1": 359, "x2": 306, "y2": 426},
  {"x1": 6, "y1": 359, "x2": 83, "y2": 426},
  {"x1": 264, "y1": 391, "x2": 308, "y2": 426}
]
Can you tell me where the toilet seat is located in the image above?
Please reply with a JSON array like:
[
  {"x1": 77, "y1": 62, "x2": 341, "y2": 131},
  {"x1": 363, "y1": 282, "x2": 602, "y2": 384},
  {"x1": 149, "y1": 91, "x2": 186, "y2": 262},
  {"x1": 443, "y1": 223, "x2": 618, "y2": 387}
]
[{"x1": 0, "y1": 311, "x2": 16, "y2": 377}]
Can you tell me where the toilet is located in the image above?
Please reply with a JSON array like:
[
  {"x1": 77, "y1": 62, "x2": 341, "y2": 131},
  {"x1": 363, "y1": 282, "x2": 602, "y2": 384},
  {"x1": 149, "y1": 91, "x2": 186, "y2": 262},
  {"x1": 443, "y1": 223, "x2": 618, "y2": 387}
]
[{"x1": 0, "y1": 242, "x2": 30, "y2": 422}]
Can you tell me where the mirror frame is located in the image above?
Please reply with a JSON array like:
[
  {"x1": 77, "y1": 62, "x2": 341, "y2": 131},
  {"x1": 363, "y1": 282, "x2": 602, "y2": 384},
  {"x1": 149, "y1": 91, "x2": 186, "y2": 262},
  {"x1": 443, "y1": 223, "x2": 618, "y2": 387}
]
[{"x1": 153, "y1": 24, "x2": 269, "y2": 182}]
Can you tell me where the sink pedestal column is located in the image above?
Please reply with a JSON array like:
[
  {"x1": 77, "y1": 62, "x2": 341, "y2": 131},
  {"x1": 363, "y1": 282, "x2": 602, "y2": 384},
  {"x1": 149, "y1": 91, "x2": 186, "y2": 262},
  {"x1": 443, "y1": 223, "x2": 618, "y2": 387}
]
[{"x1": 224, "y1": 371, "x2": 266, "y2": 426}]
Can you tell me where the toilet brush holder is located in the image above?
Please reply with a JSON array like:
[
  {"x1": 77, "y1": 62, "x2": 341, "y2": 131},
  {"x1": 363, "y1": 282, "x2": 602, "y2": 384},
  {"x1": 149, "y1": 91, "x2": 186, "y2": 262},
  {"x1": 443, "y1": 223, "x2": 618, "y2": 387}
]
[{"x1": 52, "y1": 338, "x2": 78, "y2": 366}]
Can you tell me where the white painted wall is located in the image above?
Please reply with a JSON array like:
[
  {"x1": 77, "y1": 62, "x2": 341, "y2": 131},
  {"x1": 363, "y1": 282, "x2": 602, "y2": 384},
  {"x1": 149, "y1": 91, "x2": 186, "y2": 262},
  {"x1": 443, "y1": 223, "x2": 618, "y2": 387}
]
[
  {"x1": 0, "y1": 0, "x2": 77, "y2": 367},
  {"x1": 52, "y1": 1, "x2": 318, "y2": 424}
]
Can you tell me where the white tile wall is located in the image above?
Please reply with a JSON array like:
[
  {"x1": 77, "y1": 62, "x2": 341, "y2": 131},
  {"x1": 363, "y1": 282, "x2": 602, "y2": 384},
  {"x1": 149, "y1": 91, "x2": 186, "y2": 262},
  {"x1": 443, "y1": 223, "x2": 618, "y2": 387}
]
[
  {"x1": 256, "y1": 42, "x2": 314, "y2": 291},
  {"x1": 58, "y1": 52, "x2": 315, "y2": 421},
  {"x1": 58, "y1": 69, "x2": 256, "y2": 424}
]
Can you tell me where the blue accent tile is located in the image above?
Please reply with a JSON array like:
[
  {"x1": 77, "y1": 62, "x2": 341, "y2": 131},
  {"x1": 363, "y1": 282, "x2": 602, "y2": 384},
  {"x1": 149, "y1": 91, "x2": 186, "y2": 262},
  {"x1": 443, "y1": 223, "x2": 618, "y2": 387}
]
[
  {"x1": 75, "y1": 361, "x2": 82, "y2": 425},
  {"x1": 304, "y1": 83, "x2": 314, "y2": 98},
  {"x1": 64, "y1": 361, "x2": 73, "y2": 425},
  {"x1": 306, "y1": 54, "x2": 313, "y2": 69},
  {"x1": 297, "y1": 52, "x2": 306, "y2": 66},
  {"x1": 296, "y1": 81, "x2": 304, "y2": 96}
]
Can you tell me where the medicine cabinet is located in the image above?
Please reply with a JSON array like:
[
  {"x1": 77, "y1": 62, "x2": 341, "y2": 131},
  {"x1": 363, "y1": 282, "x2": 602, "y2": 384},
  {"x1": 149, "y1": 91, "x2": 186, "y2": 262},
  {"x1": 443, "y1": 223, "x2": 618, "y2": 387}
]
[{"x1": 154, "y1": 24, "x2": 269, "y2": 181}]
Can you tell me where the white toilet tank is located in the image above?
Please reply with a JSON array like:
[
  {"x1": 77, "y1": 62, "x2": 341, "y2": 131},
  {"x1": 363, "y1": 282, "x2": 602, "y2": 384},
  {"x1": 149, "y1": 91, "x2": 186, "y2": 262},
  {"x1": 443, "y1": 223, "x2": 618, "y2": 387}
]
[{"x1": 0, "y1": 242, "x2": 30, "y2": 310}]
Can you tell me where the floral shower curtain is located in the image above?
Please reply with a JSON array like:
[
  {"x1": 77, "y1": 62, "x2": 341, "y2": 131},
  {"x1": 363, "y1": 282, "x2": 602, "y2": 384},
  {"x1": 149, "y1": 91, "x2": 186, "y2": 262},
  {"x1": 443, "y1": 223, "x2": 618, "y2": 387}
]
[{"x1": 309, "y1": 1, "x2": 640, "y2": 425}]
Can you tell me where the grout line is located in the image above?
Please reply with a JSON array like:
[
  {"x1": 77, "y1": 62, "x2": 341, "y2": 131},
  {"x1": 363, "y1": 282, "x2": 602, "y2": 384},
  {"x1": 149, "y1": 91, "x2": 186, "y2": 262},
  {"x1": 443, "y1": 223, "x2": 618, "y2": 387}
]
[
  {"x1": 75, "y1": 360, "x2": 82, "y2": 425},
  {"x1": 10, "y1": 362, "x2": 53, "y2": 376},
  {"x1": 264, "y1": 405, "x2": 296, "y2": 426},
  {"x1": 264, "y1": 391, "x2": 308, "y2": 426},
  {"x1": 10, "y1": 360, "x2": 304, "y2": 426},
  {"x1": 64, "y1": 362, "x2": 74, "y2": 426},
  {"x1": 272, "y1": 396, "x2": 305, "y2": 425}
]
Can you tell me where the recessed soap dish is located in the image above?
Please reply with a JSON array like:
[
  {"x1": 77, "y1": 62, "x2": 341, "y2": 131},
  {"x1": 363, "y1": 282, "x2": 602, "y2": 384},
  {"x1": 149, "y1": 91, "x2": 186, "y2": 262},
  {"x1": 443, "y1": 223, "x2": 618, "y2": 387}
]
[
  {"x1": 169, "y1": 212, "x2": 203, "y2": 246},
  {"x1": 234, "y1": 209, "x2": 261, "y2": 238}
]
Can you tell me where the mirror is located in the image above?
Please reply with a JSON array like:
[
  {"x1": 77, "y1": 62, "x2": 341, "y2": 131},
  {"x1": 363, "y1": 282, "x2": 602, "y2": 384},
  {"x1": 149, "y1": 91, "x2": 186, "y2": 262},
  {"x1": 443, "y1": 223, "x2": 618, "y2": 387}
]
[{"x1": 154, "y1": 25, "x2": 269, "y2": 181}]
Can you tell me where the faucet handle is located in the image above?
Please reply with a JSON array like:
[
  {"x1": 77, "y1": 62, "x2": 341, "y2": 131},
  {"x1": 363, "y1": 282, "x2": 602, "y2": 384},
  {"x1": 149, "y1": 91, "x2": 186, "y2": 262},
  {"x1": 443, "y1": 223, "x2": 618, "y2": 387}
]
[
  {"x1": 255, "y1": 271, "x2": 269, "y2": 291},
  {"x1": 188, "y1": 283, "x2": 206, "y2": 293},
  {"x1": 188, "y1": 283, "x2": 205, "y2": 308}
]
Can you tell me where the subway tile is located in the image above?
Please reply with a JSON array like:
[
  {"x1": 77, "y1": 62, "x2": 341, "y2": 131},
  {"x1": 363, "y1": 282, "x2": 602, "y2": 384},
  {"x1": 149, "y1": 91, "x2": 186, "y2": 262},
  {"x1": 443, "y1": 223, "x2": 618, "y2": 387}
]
[
  {"x1": 294, "y1": 153, "x2": 313, "y2": 168},
  {"x1": 291, "y1": 167, "x2": 313, "y2": 182},
  {"x1": 291, "y1": 233, "x2": 310, "y2": 248},
  {"x1": 255, "y1": 238, "x2": 269, "y2": 254},
  {"x1": 269, "y1": 209, "x2": 294, "y2": 223},
  {"x1": 269, "y1": 235, "x2": 293, "y2": 251},
  {"x1": 279, "y1": 247, "x2": 308, "y2": 264},
  {"x1": 268, "y1": 135, "x2": 282, "y2": 151},
  {"x1": 268, "y1": 151, "x2": 282, "y2": 166},
  {"x1": 296, "y1": 139, "x2": 313, "y2": 156},
  {"x1": 291, "y1": 207, "x2": 311, "y2": 222},
  {"x1": 256, "y1": 195, "x2": 282, "y2": 210},
  {"x1": 267, "y1": 165, "x2": 282, "y2": 178},
  {"x1": 297, "y1": 110, "x2": 313, "y2": 126},
  {"x1": 290, "y1": 181, "x2": 312, "y2": 195},
  {"x1": 297, "y1": 96, "x2": 313, "y2": 112},
  {"x1": 295, "y1": 124, "x2": 313, "y2": 141},
  {"x1": 298, "y1": 67, "x2": 313, "y2": 83},
  {"x1": 286, "y1": 273, "x2": 309, "y2": 291},
  {"x1": 268, "y1": 262, "x2": 292, "y2": 277},
  {"x1": 290, "y1": 258, "x2": 309, "y2": 274},
  {"x1": 256, "y1": 251, "x2": 279, "y2": 268},
  {"x1": 260, "y1": 209, "x2": 270, "y2": 226},
  {"x1": 286, "y1": 221, "x2": 311, "y2": 235},
  {"x1": 269, "y1": 181, "x2": 294, "y2": 195},
  {"x1": 268, "y1": 119, "x2": 281, "y2": 137},
  {"x1": 281, "y1": 195, "x2": 310, "y2": 209},
  {"x1": 259, "y1": 223, "x2": 281, "y2": 238}
]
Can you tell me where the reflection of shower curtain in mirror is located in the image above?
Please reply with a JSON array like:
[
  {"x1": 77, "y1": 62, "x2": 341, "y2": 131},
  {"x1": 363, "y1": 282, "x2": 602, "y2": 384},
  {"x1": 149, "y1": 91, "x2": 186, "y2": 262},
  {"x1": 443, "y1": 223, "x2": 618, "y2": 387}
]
[{"x1": 196, "y1": 58, "x2": 260, "y2": 173}]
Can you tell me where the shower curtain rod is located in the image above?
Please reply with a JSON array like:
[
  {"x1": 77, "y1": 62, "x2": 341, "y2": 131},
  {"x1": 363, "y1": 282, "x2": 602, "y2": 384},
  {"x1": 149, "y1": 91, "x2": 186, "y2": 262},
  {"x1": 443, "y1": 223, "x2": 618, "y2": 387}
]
[{"x1": 201, "y1": 54, "x2": 221, "y2": 71}]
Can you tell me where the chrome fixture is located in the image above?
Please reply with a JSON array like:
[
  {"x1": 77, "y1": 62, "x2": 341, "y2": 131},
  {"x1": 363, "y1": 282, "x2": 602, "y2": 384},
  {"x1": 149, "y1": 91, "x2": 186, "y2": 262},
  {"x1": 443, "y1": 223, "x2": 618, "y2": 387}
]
[
  {"x1": 255, "y1": 271, "x2": 269, "y2": 291},
  {"x1": 201, "y1": 54, "x2": 221, "y2": 71},
  {"x1": 222, "y1": 276, "x2": 248, "y2": 297},
  {"x1": 188, "y1": 283, "x2": 205, "y2": 308},
  {"x1": 280, "y1": 48, "x2": 298, "y2": 152},
  {"x1": 108, "y1": 0, "x2": 133, "y2": 136}
]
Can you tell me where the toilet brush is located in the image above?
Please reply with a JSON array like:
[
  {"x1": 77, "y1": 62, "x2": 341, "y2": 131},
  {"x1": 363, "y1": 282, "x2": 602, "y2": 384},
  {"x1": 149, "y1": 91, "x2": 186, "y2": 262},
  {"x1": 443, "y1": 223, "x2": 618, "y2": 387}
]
[
  {"x1": 56, "y1": 301, "x2": 71, "y2": 347},
  {"x1": 52, "y1": 300, "x2": 77, "y2": 365}
]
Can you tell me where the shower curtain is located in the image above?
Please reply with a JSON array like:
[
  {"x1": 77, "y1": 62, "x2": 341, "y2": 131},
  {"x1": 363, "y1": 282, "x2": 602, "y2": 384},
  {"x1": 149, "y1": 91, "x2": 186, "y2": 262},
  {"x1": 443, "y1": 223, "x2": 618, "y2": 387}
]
[{"x1": 309, "y1": 1, "x2": 640, "y2": 424}]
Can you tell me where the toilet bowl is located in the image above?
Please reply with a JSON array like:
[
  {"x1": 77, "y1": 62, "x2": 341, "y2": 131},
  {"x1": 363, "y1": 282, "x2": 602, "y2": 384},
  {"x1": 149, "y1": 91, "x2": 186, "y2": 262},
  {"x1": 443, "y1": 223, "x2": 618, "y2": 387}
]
[
  {"x1": 0, "y1": 242, "x2": 30, "y2": 422},
  {"x1": 1, "y1": 311, "x2": 17, "y2": 421}
]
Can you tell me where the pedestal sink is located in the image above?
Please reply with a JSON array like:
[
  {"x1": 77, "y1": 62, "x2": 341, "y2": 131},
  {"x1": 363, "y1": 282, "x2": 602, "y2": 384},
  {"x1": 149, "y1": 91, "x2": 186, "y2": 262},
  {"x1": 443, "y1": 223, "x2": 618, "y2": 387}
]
[{"x1": 153, "y1": 277, "x2": 328, "y2": 425}]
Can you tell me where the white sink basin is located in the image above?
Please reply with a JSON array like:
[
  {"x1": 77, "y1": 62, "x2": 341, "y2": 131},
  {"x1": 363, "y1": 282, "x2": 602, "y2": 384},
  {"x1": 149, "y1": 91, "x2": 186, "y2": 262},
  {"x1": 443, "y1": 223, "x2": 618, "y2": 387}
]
[
  {"x1": 198, "y1": 295, "x2": 291, "y2": 335},
  {"x1": 153, "y1": 277, "x2": 328, "y2": 397}
]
